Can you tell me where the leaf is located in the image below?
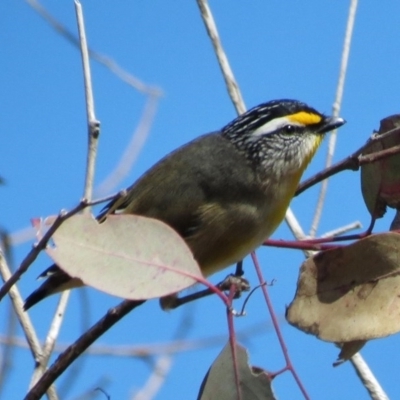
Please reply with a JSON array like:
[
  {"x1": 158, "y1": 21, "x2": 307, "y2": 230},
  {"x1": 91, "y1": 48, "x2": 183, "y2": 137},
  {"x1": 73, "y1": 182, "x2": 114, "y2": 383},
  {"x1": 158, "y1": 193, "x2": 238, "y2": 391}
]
[
  {"x1": 286, "y1": 232, "x2": 400, "y2": 342},
  {"x1": 198, "y1": 342, "x2": 275, "y2": 400},
  {"x1": 361, "y1": 115, "x2": 400, "y2": 217},
  {"x1": 46, "y1": 214, "x2": 203, "y2": 300}
]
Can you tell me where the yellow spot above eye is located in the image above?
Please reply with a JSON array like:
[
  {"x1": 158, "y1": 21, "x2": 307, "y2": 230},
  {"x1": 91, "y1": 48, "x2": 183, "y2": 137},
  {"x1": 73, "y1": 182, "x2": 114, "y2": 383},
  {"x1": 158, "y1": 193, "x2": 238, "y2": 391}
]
[{"x1": 287, "y1": 112, "x2": 322, "y2": 126}]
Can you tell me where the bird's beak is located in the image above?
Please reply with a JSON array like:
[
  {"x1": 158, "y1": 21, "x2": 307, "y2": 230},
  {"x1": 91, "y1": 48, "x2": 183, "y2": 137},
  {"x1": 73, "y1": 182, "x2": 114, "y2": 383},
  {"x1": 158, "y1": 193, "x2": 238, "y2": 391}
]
[{"x1": 317, "y1": 116, "x2": 346, "y2": 134}]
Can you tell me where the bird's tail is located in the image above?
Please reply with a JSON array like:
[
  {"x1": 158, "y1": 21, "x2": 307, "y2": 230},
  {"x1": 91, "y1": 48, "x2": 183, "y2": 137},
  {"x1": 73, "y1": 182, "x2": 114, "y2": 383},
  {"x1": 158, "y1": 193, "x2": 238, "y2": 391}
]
[{"x1": 23, "y1": 265, "x2": 84, "y2": 311}]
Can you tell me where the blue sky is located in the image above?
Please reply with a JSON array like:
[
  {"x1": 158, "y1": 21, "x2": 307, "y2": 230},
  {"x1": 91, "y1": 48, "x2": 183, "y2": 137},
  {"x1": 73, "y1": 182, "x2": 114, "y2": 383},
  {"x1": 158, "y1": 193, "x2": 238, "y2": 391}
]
[{"x1": 2, "y1": 1, "x2": 400, "y2": 399}]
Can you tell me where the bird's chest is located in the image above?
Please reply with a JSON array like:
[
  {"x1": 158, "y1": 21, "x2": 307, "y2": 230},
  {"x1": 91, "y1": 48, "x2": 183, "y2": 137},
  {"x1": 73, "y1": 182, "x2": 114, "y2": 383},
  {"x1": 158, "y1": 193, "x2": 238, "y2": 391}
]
[{"x1": 254, "y1": 168, "x2": 303, "y2": 241}]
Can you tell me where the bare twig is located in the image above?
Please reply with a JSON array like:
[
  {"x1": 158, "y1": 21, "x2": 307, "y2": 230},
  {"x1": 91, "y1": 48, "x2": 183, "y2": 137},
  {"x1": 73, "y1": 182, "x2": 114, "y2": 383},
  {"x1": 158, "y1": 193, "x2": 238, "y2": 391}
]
[
  {"x1": 10, "y1": 1, "x2": 163, "y2": 247},
  {"x1": 285, "y1": 208, "x2": 307, "y2": 241},
  {"x1": 8, "y1": 192, "x2": 121, "y2": 247},
  {"x1": 196, "y1": 0, "x2": 246, "y2": 114},
  {"x1": 251, "y1": 253, "x2": 310, "y2": 400},
  {"x1": 296, "y1": 137, "x2": 400, "y2": 196},
  {"x1": 25, "y1": 299, "x2": 146, "y2": 400},
  {"x1": 0, "y1": 321, "x2": 272, "y2": 357},
  {"x1": 350, "y1": 353, "x2": 389, "y2": 400},
  {"x1": 0, "y1": 252, "x2": 58, "y2": 399},
  {"x1": 0, "y1": 231, "x2": 17, "y2": 397},
  {"x1": 0, "y1": 204, "x2": 84, "y2": 301},
  {"x1": 57, "y1": 288, "x2": 92, "y2": 398},
  {"x1": 30, "y1": 293, "x2": 70, "y2": 387},
  {"x1": 0, "y1": 297, "x2": 17, "y2": 396},
  {"x1": 285, "y1": 206, "x2": 315, "y2": 258},
  {"x1": 24, "y1": 0, "x2": 162, "y2": 97},
  {"x1": 75, "y1": 0, "x2": 100, "y2": 208},
  {"x1": 321, "y1": 221, "x2": 362, "y2": 238},
  {"x1": 310, "y1": 0, "x2": 358, "y2": 236},
  {"x1": 132, "y1": 356, "x2": 173, "y2": 400},
  {"x1": 30, "y1": 4, "x2": 104, "y2": 395},
  {"x1": 0, "y1": 192, "x2": 120, "y2": 302}
]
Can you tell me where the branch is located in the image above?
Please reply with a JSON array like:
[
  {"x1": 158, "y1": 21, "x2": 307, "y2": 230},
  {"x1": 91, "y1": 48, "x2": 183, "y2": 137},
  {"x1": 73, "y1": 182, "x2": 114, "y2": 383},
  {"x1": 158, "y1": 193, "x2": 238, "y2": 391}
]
[
  {"x1": 24, "y1": 274, "x2": 228, "y2": 398},
  {"x1": 75, "y1": 0, "x2": 100, "y2": 207},
  {"x1": 25, "y1": 299, "x2": 145, "y2": 400},
  {"x1": 251, "y1": 253, "x2": 310, "y2": 399},
  {"x1": 30, "y1": 293, "x2": 70, "y2": 388},
  {"x1": 0, "y1": 232, "x2": 17, "y2": 397},
  {"x1": 0, "y1": 320, "x2": 273, "y2": 357},
  {"x1": 296, "y1": 128, "x2": 400, "y2": 196},
  {"x1": 310, "y1": 0, "x2": 358, "y2": 236},
  {"x1": 0, "y1": 193, "x2": 120, "y2": 302},
  {"x1": 131, "y1": 356, "x2": 173, "y2": 400},
  {"x1": 350, "y1": 353, "x2": 389, "y2": 400},
  {"x1": 0, "y1": 252, "x2": 59, "y2": 399},
  {"x1": 25, "y1": 0, "x2": 162, "y2": 97},
  {"x1": 321, "y1": 221, "x2": 362, "y2": 238},
  {"x1": 30, "y1": 4, "x2": 104, "y2": 391},
  {"x1": 30, "y1": 2, "x2": 110, "y2": 375},
  {"x1": 196, "y1": 0, "x2": 246, "y2": 115}
]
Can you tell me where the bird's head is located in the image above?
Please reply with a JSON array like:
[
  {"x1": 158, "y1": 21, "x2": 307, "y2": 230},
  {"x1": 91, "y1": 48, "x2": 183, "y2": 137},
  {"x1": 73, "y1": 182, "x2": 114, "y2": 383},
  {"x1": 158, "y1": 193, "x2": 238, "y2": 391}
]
[{"x1": 221, "y1": 99, "x2": 346, "y2": 179}]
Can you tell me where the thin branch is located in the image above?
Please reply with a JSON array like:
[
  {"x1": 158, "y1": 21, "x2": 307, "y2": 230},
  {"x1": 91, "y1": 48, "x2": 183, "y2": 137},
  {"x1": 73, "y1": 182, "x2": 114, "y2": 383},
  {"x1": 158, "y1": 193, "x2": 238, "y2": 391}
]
[
  {"x1": 310, "y1": 0, "x2": 358, "y2": 236},
  {"x1": 57, "y1": 288, "x2": 92, "y2": 398},
  {"x1": 0, "y1": 298, "x2": 17, "y2": 396},
  {"x1": 350, "y1": 353, "x2": 389, "y2": 400},
  {"x1": 196, "y1": 0, "x2": 246, "y2": 114},
  {"x1": 0, "y1": 193, "x2": 121, "y2": 302},
  {"x1": 30, "y1": 292, "x2": 70, "y2": 387},
  {"x1": 30, "y1": 5, "x2": 104, "y2": 394},
  {"x1": 25, "y1": 300, "x2": 145, "y2": 400},
  {"x1": 0, "y1": 321, "x2": 272, "y2": 357},
  {"x1": 0, "y1": 232, "x2": 17, "y2": 397},
  {"x1": 321, "y1": 221, "x2": 362, "y2": 238},
  {"x1": 24, "y1": 275, "x2": 230, "y2": 399},
  {"x1": 132, "y1": 356, "x2": 173, "y2": 400},
  {"x1": 224, "y1": 285, "x2": 241, "y2": 400},
  {"x1": 296, "y1": 138, "x2": 400, "y2": 196},
  {"x1": 0, "y1": 206, "x2": 82, "y2": 301},
  {"x1": 285, "y1": 205, "x2": 315, "y2": 258},
  {"x1": 25, "y1": 0, "x2": 162, "y2": 97},
  {"x1": 251, "y1": 253, "x2": 310, "y2": 400},
  {"x1": 0, "y1": 252, "x2": 59, "y2": 399},
  {"x1": 75, "y1": 0, "x2": 100, "y2": 207},
  {"x1": 285, "y1": 208, "x2": 307, "y2": 241}
]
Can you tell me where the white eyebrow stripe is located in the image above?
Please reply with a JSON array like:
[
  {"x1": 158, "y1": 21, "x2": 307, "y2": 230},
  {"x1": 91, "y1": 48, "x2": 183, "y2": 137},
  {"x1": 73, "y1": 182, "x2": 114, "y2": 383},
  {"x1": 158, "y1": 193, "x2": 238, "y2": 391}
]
[{"x1": 251, "y1": 116, "x2": 303, "y2": 137}]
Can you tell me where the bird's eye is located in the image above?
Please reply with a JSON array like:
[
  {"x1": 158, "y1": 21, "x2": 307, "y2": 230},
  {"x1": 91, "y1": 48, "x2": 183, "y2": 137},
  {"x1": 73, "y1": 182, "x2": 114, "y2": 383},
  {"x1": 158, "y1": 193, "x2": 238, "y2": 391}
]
[{"x1": 284, "y1": 124, "x2": 296, "y2": 134}]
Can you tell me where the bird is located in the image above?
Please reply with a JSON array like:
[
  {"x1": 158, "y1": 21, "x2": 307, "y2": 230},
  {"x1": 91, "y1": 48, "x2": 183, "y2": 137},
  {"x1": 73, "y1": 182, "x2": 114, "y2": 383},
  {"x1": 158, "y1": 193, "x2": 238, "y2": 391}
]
[{"x1": 24, "y1": 99, "x2": 345, "y2": 310}]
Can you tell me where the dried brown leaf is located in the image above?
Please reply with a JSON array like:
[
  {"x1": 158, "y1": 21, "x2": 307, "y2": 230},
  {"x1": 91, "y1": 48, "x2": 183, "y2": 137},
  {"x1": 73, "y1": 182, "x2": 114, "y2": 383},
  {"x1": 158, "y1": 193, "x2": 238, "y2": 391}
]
[
  {"x1": 361, "y1": 115, "x2": 400, "y2": 217},
  {"x1": 287, "y1": 232, "x2": 400, "y2": 342}
]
